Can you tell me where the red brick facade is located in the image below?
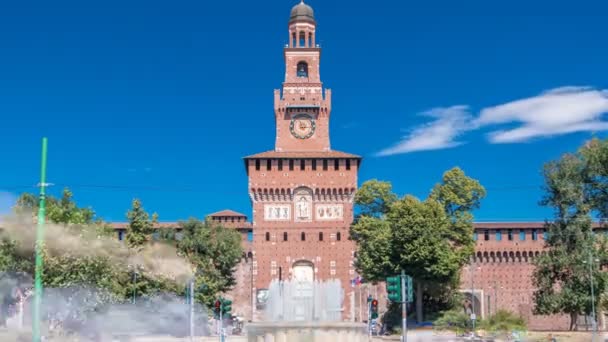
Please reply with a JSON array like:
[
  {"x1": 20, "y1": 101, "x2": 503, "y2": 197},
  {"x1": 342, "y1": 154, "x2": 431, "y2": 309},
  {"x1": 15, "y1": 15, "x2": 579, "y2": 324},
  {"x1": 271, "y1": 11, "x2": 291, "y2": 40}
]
[
  {"x1": 106, "y1": 1, "x2": 608, "y2": 331},
  {"x1": 243, "y1": 1, "x2": 361, "y2": 321}
]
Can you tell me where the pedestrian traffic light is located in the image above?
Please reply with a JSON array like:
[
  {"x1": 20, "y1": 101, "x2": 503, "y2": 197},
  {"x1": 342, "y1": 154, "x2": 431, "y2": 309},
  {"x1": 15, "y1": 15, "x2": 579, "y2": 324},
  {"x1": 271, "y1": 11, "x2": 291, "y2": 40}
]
[
  {"x1": 386, "y1": 276, "x2": 402, "y2": 303},
  {"x1": 221, "y1": 298, "x2": 232, "y2": 315},
  {"x1": 370, "y1": 299, "x2": 379, "y2": 319}
]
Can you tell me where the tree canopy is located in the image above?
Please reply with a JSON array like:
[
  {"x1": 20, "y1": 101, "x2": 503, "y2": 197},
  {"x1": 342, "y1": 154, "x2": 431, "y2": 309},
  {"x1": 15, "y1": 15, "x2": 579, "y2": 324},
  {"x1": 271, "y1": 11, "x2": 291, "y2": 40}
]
[
  {"x1": 350, "y1": 167, "x2": 485, "y2": 323},
  {"x1": 533, "y1": 138, "x2": 608, "y2": 330}
]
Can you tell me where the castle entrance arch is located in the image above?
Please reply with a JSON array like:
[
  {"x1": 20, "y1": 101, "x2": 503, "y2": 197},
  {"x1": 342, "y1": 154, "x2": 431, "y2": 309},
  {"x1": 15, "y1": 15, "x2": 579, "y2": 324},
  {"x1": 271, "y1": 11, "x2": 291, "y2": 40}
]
[{"x1": 291, "y1": 260, "x2": 314, "y2": 320}]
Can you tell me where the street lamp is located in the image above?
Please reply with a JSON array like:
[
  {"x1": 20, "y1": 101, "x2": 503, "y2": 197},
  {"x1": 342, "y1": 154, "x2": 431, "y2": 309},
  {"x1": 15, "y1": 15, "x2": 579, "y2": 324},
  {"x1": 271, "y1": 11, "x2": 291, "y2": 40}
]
[
  {"x1": 583, "y1": 254, "x2": 600, "y2": 342},
  {"x1": 469, "y1": 263, "x2": 481, "y2": 334}
]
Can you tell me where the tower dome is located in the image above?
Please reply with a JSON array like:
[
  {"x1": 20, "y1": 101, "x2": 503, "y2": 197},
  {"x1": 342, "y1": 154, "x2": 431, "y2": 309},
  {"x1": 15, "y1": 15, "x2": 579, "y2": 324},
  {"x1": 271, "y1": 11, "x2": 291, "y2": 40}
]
[{"x1": 290, "y1": 1, "x2": 315, "y2": 24}]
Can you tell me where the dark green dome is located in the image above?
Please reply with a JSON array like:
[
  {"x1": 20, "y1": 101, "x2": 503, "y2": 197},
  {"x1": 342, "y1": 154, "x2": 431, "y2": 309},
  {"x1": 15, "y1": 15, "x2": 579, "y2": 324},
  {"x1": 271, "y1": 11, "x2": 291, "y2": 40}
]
[{"x1": 290, "y1": 1, "x2": 315, "y2": 24}]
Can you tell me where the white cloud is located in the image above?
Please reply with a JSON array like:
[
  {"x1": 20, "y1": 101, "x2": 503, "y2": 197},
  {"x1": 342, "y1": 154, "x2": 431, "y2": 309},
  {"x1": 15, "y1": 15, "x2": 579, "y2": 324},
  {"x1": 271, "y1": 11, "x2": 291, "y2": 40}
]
[
  {"x1": 477, "y1": 86, "x2": 608, "y2": 143},
  {"x1": 376, "y1": 106, "x2": 472, "y2": 156}
]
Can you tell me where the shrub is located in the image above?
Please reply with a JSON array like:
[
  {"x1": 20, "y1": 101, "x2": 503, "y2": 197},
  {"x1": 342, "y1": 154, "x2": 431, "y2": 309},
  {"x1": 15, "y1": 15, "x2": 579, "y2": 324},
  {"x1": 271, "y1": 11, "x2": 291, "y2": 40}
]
[
  {"x1": 481, "y1": 310, "x2": 527, "y2": 335},
  {"x1": 433, "y1": 309, "x2": 474, "y2": 334}
]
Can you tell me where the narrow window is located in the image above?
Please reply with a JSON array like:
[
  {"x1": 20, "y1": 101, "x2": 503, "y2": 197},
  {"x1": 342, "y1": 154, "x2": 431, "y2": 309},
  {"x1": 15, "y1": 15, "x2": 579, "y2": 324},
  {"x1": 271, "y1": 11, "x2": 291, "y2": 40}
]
[
  {"x1": 508, "y1": 229, "x2": 513, "y2": 241},
  {"x1": 336, "y1": 232, "x2": 341, "y2": 241},
  {"x1": 543, "y1": 230, "x2": 548, "y2": 240},
  {"x1": 300, "y1": 159, "x2": 305, "y2": 170},
  {"x1": 312, "y1": 159, "x2": 317, "y2": 170},
  {"x1": 319, "y1": 232, "x2": 324, "y2": 241},
  {"x1": 346, "y1": 159, "x2": 351, "y2": 170},
  {"x1": 301, "y1": 232, "x2": 306, "y2": 241},
  {"x1": 483, "y1": 230, "x2": 489, "y2": 241},
  {"x1": 283, "y1": 232, "x2": 288, "y2": 241},
  {"x1": 334, "y1": 159, "x2": 339, "y2": 170},
  {"x1": 519, "y1": 230, "x2": 526, "y2": 241},
  {"x1": 278, "y1": 160, "x2": 283, "y2": 171},
  {"x1": 292, "y1": 32, "x2": 296, "y2": 47},
  {"x1": 247, "y1": 230, "x2": 253, "y2": 242},
  {"x1": 289, "y1": 160, "x2": 294, "y2": 171},
  {"x1": 496, "y1": 230, "x2": 502, "y2": 241},
  {"x1": 255, "y1": 159, "x2": 260, "y2": 171},
  {"x1": 323, "y1": 159, "x2": 328, "y2": 171},
  {"x1": 532, "y1": 229, "x2": 538, "y2": 241},
  {"x1": 297, "y1": 61, "x2": 308, "y2": 77},
  {"x1": 266, "y1": 159, "x2": 272, "y2": 170},
  {"x1": 299, "y1": 31, "x2": 305, "y2": 47},
  {"x1": 308, "y1": 32, "x2": 312, "y2": 47},
  {"x1": 265, "y1": 232, "x2": 270, "y2": 241},
  {"x1": 118, "y1": 230, "x2": 124, "y2": 241},
  {"x1": 473, "y1": 231, "x2": 478, "y2": 241}
]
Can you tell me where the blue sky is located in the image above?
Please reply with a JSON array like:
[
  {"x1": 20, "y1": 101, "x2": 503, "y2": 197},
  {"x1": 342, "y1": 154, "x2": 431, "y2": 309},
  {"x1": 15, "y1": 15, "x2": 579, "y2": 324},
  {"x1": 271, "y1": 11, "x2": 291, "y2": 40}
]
[{"x1": 1, "y1": 0, "x2": 607, "y2": 222}]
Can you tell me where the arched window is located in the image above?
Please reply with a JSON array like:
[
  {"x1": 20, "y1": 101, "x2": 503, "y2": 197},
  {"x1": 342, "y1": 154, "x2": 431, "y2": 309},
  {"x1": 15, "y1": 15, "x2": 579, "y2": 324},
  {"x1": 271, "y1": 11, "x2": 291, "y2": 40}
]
[
  {"x1": 297, "y1": 61, "x2": 308, "y2": 78},
  {"x1": 308, "y1": 32, "x2": 313, "y2": 47},
  {"x1": 299, "y1": 31, "x2": 305, "y2": 47},
  {"x1": 292, "y1": 32, "x2": 296, "y2": 47}
]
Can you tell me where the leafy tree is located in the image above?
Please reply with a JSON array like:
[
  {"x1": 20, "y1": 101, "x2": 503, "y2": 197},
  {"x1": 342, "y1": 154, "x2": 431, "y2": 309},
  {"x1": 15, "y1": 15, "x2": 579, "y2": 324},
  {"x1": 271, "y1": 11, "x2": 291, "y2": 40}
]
[
  {"x1": 125, "y1": 199, "x2": 158, "y2": 249},
  {"x1": 172, "y1": 218, "x2": 243, "y2": 306},
  {"x1": 533, "y1": 139, "x2": 608, "y2": 330},
  {"x1": 3, "y1": 191, "x2": 183, "y2": 333},
  {"x1": 351, "y1": 168, "x2": 485, "y2": 323},
  {"x1": 353, "y1": 180, "x2": 397, "y2": 218}
]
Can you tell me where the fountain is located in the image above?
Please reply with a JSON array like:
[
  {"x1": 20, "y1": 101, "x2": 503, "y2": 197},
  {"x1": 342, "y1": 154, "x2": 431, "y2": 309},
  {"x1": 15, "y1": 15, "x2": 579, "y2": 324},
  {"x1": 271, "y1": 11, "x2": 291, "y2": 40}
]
[{"x1": 247, "y1": 279, "x2": 367, "y2": 342}]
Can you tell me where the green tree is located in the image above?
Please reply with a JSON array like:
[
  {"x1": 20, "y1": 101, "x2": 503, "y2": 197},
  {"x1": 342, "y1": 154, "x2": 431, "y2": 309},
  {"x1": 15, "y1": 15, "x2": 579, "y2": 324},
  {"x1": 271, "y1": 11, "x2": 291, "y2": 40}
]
[
  {"x1": 125, "y1": 199, "x2": 158, "y2": 249},
  {"x1": 533, "y1": 140, "x2": 608, "y2": 330},
  {"x1": 351, "y1": 168, "x2": 485, "y2": 323},
  {"x1": 173, "y1": 218, "x2": 243, "y2": 306},
  {"x1": 354, "y1": 180, "x2": 397, "y2": 217}
]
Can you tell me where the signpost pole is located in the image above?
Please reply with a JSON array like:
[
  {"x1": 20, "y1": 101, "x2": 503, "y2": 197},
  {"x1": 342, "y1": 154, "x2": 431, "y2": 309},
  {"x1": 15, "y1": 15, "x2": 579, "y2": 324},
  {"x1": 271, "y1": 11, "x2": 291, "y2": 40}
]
[
  {"x1": 401, "y1": 270, "x2": 407, "y2": 342},
  {"x1": 33, "y1": 137, "x2": 48, "y2": 342}
]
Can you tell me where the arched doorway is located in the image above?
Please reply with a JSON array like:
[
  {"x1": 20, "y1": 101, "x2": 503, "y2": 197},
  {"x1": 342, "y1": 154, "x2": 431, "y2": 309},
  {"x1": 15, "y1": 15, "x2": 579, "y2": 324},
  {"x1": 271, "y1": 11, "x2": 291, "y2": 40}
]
[
  {"x1": 462, "y1": 291, "x2": 482, "y2": 319},
  {"x1": 291, "y1": 260, "x2": 314, "y2": 320}
]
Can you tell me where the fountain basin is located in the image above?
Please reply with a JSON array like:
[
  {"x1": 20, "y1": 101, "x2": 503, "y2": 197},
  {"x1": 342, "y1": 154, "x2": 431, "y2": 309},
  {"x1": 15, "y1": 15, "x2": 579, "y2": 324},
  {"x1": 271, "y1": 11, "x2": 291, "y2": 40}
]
[{"x1": 246, "y1": 321, "x2": 367, "y2": 342}]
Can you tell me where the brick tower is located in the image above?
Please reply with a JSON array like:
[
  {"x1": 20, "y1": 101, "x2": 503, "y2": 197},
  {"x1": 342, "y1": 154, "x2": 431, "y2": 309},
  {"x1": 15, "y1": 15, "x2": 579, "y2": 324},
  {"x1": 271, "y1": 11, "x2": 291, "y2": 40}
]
[{"x1": 244, "y1": 0, "x2": 361, "y2": 321}]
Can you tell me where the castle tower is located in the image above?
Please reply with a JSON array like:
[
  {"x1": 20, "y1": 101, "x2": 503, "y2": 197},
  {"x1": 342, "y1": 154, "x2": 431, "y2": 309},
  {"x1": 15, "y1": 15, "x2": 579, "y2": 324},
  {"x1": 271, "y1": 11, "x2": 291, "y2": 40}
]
[{"x1": 245, "y1": 1, "x2": 361, "y2": 321}]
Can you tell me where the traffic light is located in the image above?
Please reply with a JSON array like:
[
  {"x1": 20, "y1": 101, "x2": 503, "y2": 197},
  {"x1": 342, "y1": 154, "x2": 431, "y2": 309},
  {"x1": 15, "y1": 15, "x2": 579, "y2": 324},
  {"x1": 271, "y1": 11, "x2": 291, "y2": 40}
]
[
  {"x1": 370, "y1": 299, "x2": 379, "y2": 319},
  {"x1": 214, "y1": 299, "x2": 221, "y2": 318},
  {"x1": 386, "y1": 276, "x2": 402, "y2": 303},
  {"x1": 221, "y1": 298, "x2": 232, "y2": 316}
]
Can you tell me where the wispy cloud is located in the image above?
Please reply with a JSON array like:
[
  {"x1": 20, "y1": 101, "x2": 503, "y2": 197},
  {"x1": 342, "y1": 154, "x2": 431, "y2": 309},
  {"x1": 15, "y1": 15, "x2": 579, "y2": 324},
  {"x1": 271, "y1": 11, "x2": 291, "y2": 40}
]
[
  {"x1": 376, "y1": 106, "x2": 472, "y2": 156},
  {"x1": 377, "y1": 86, "x2": 608, "y2": 156},
  {"x1": 477, "y1": 86, "x2": 608, "y2": 143}
]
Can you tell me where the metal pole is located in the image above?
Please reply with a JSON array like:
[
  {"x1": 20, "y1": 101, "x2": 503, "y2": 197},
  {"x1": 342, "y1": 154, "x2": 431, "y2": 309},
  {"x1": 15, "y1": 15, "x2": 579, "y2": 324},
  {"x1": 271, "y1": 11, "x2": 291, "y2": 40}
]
[
  {"x1": 368, "y1": 296, "x2": 372, "y2": 339},
  {"x1": 471, "y1": 264, "x2": 476, "y2": 333},
  {"x1": 401, "y1": 270, "x2": 407, "y2": 342},
  {"x1": 219, "y1": 302, "x2": 224, "y2": 342},
  {"x1": 33, "y1": 137, "x2": 48, "y2": 342},
  {"x1": 132, "y1": 271, "x2": 137, "y2": 304},
  {"x1": 588, "y1": 252, "x2": 597, "y2": 342},
  {"x1": 190, "y1": 279, "x2": 194, "y2": 341}
]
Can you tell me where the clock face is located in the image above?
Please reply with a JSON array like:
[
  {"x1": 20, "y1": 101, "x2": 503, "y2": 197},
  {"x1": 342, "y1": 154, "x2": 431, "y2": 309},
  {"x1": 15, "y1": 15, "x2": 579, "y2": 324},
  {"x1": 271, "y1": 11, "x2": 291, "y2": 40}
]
[{"x1": 290, "y1": 113, "x2": 316, "y2": 139}]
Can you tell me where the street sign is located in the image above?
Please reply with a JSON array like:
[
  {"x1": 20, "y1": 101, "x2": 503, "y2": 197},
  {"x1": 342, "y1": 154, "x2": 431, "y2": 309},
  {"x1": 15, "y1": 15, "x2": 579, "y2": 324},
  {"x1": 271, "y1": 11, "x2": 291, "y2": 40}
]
[{"x1": 470, "y1": 313, "x2": 476, "y2": 321}]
